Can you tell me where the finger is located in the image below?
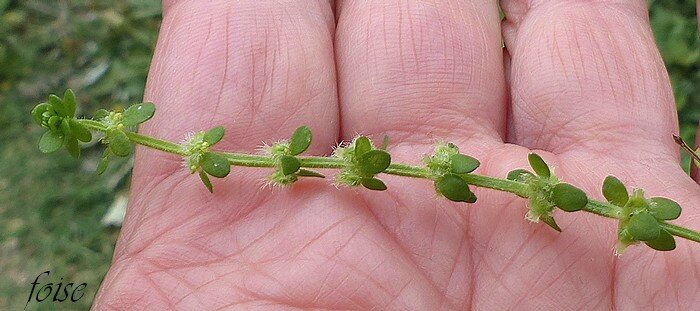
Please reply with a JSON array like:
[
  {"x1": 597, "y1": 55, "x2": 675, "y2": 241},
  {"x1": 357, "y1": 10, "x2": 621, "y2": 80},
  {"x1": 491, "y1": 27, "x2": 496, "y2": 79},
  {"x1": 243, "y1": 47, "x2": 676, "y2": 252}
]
[
  {"x1": 117, "y1": 0, "x2": 337, "y2": 254},
  {"x1": 133, "y1": 0, "x2": 338, "y2": 178},
  {"x1": 144, "y1": 0, "x2": 337, "y2": 154},
  {"x1": 502, "y1": 1, "x2": 679, "y2": 161},
  {"x1": 335, "y1": 0, "x2": 507, "y2": 148}
]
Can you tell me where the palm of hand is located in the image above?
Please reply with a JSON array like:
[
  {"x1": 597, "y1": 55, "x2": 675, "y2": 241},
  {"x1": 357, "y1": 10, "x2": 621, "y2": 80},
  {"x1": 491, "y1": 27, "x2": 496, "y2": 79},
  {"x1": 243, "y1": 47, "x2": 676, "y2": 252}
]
[{"x1": 94, "y1": 1, "x2": 700, "y2": 310}]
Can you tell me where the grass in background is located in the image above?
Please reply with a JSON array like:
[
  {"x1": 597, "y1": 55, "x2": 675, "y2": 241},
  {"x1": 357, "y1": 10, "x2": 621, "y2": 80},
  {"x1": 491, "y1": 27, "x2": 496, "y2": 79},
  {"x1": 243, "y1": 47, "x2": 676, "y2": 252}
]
[
  {"x1": 0, "y1": 0, "x2": 697, "y2": 309},
  {"x1": 650, "y1": 0, "x2": 700, "y2": 169},
  {"x1": 0, "y1": 0, "x2": 161, "y2": 309}
]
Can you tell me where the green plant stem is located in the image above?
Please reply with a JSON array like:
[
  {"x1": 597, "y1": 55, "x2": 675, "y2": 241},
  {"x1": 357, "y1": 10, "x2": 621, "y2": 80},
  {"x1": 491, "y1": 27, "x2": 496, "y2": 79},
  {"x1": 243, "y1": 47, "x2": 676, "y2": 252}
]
[
  {"x1": 77, "y1": 119, "x2": 700, "y2": 244},
  {"x1": 660, "y1": 222, "x2": 700, "y2": 243}
]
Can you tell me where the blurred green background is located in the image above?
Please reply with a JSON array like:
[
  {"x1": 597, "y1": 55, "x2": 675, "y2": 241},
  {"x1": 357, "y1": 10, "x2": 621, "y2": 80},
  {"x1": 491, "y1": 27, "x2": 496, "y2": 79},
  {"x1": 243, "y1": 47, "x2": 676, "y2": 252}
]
[{"x1": 0, "y1": 0, "x2": 697, "y2": 309}]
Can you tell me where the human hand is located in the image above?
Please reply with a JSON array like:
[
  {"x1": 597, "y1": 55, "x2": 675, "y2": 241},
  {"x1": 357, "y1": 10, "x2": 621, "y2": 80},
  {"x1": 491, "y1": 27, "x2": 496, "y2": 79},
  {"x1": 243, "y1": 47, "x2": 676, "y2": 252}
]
[{"x1": 94, "y1": 1, "x2": 700, "y2": 309}]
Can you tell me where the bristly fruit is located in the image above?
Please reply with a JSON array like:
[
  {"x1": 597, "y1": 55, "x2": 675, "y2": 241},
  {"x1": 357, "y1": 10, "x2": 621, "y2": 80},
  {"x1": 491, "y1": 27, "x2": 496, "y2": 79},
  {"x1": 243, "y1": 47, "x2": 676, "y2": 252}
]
[
  {"x1": 267, "y1": 126, "x2": 324, "y2": 186},
  {"x1": 334, "y1": 136, "x2": 391, "y2": 191}
]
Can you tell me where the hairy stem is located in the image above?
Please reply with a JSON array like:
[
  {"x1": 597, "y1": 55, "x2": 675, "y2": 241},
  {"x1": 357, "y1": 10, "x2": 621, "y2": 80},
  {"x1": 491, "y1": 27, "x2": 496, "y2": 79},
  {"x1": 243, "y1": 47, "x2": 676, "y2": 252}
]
[{"x1": 77, "y1": 119, "x2": 700, "y2": 244}]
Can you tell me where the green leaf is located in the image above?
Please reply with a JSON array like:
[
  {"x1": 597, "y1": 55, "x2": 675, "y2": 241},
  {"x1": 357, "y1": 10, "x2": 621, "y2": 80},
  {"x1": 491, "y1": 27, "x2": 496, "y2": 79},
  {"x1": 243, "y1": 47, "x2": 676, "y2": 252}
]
[
  {"x1": 381, "y1": 135, "x2": 389, "y2": 150},
  {"x1": 552, "y1": 183, "x2": 588, "y2": 212},
  {"x1": 203, "y1": 126, "x2": 225, "y2": 145},
  {"x1": 358, "y1": 150, "x2": 391, "y2": 175},
  {"x1": 540, "y1": 215, "x2": 562, "y2": 232},
  {"x1": 63, "y1": 89, "x2": 77, "y2": 117},
  {"x1": 297, "y1": 169, "x2": 325, "y2": 178},
  {"x1": 94, "y1": 109, "x2": 110, "y2": 120},
  {"x1": 201, "y1": 153, "x2": 231, "y2": 178},
  {"x1": 649, "y1": 197, "x2": 681, "y2": 220},
  {"x1": 464, "y1": 190, "x2": 477, "y2": 203},
  {"x1": 361, "y1": 178, "x2": 387, "y2": 191},
  {"x1": 121, "y1": 102, "x2": 156, "y2": 126},
  {"x1": 31, "y1": 103, "x2": 51, "y2": 125},
  {"x1": 49, "y1": 94, "x2": 69, "y2": 117},
  {"x1": 64, "y1": 136, "x2": 80, "y2": 158},
  {"x1": 528, "y1": 153, "x2": 550, "y2": 177},
  {"x1": 39, "y1": 131, "x2": 64, "y2": 153},
  {"x1": 289, "y1": 126, "x2": 312, "y2": 156},
  {"x1": 280, "y1": 155, "x2": 301, "y2": 175},
  {"x1": 450, "y1": 154, "x2": 480, "y2": 174},
  {"x1": 354, "y1": 136, "x2": 372, "y2": 157},
  {"x1": 96, "y1": 150, "x2": 110, "y2": 175},
  {"x1": 199, "y1": 171, "x2": 214, "y2": 193},
  {"x1": 603, "y1": 176, "x2": 629, "y2": 206},
  {"x1": 644, "y1": 229, "x2": 676, "y2": 251},
  {"x1": 436, "y1": 174, "x2": 475, "y2": 203},
  {"x1": 69, "y1": 119, "x2": 92, "y2": 142},
  {"x1": 109, "y1": 131, "x2": 133, "y2": 157},
  {"x1": 507, "y1": 169, "x2": 534, "y2": 182},
  {"x1": 60, "y1": 118, "x2": 72, "y2": 136},
  {"x1": 627, "y1": 213, "x2": 661, "y2": 241},
  {"x1": 47, "y1": 116, "x2": 60, "y2": 131}
]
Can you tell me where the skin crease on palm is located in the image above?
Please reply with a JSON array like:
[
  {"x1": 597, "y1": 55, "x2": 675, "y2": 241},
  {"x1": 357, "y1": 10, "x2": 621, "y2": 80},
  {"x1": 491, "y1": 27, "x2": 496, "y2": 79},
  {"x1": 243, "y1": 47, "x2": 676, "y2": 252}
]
[{"x1": 91, "y1": 0, "x2": 700, "y2": 310}]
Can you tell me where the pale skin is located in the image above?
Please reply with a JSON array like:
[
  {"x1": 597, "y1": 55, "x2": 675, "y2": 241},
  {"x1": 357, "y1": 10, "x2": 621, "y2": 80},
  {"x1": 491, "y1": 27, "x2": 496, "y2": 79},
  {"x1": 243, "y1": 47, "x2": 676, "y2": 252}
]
[{"x1": 93, "y1": 1, "x2": 700, "y2": 310}]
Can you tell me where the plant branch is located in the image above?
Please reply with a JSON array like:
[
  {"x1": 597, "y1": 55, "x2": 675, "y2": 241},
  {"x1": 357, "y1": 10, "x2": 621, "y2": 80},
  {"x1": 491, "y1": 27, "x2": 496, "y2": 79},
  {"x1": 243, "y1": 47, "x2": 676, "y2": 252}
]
[{"x1": 77, "y1": 118, "x2": 700, "y2": 245}]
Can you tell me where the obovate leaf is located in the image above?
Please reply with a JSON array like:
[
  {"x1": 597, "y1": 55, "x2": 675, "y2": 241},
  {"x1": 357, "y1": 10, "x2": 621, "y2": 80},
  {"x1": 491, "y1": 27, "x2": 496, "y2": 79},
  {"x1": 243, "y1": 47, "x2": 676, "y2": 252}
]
[
  {"x1": 201, "y1": 153, "x2": 231, "y2": 178},
  {"x1": 69, "y1": 119, "x2": 92, "y2": 142},
  {"x1": 203, "y1": 126, "x2": 225, "y2": 145},
  {"x1": 109, "y1": 131, "x2": 133, "y2": 157},
  {"x1": 49, "y1": 94, "x2": 69, "y2": 117},
  {"x1": 354, "y1": 136, "x2": 372, "y2": 157},
  {"x1": 644, "y1": 229, "x2": 676, "y2": 251},
  {"x1": 39, "y1": 131, "x2": 64, "y2": 153},
  {"x1": 358, "y1": 150, "x2": 391, "y2": 175},
  {"x1": 436, "y1": 174, "x2": 475, "y2": 203},
  {"x1": 63, "y1": 89, "x2": 77, "y2": 118},
  {"x1": 60, "y1": 119, "x2": 72, "y2": 137},
  {"x1": 121, "y1": 102, "x2": 156, "y2": 126},
  {"x1": 528, "y1": 153, "x2": 550, "y2": 177},
  {"x1": 289, "y1": 126, "x2": 312, "y2": 156},
  {"x1": 627, "y1": 213, "x2": 660, "y2": 241},
  {"x1": 450, "y1": 154, "x2": 480, "y2": 174},
  {"x1": 64, "y1": 136, "x2": 80, "y2": 158},
  {"x1": 603, "y1": 176, "x2": 629, "y2": 206},
  {"x1": 280, "y1": 155, "x2": 301, "y2": 175},
  {"x1": 649, "y1": 197, "x2": 681, "y2": 220},
  {"x1": 552, "y1": 183, "x2": 588, "y2": 212}
]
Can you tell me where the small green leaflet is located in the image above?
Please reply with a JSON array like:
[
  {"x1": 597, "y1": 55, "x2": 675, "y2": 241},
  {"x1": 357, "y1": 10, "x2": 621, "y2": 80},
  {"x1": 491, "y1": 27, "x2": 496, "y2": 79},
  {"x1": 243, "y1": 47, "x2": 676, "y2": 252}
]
[
  {"x1": 528, "y1": 153, "x2": 550, "y2": 177},
  {"x1": 602, "y1": 176, "x2": 629, "y2": 207},
  {"x1": 122, "y1": 103, "x2": 156, "y2": 126},
  {"x1": 289, "y1": 126, "x2": 312, "y2": 156},
  {"x1": 204, "y1": 126, "x2": 225, "y2": 145}
]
